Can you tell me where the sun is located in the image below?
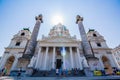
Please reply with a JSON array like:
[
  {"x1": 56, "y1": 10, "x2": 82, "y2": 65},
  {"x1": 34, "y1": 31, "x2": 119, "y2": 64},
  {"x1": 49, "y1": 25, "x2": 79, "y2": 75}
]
[{"x1": 52, "y1": 15, "x2": 63, "y2": 25}]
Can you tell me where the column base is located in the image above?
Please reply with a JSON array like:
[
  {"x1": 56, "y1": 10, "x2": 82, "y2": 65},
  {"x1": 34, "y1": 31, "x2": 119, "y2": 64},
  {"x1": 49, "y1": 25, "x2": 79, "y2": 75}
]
[
  {"x1": 84, "y1": 67, "x2": 93, "y2": 77},
  {"x1": 86, "y1": 56, "x2": 99, "y2": 71},
  {"x1": 25, "y1": 67, "x2": 34, "y2": 76},
  {"x1": 17, "y1": 57, "x2": 30, "y2": 70}
]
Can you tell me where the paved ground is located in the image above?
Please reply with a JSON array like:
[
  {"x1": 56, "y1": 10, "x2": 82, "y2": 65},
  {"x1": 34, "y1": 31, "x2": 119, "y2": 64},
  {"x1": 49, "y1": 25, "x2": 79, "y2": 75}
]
[{"x1": 0, "y1": 76, "x2": 120, "y2": 80}]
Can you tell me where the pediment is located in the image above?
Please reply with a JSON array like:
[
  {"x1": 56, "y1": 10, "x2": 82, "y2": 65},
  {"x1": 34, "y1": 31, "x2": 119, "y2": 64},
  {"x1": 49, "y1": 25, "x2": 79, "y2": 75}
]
[{"x1": 40, "y1": 36, "x2": 77, "y2": 43}]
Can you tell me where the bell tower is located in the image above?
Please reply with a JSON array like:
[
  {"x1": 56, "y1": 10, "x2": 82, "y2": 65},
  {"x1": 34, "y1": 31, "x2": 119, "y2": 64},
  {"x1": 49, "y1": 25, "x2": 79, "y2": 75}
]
[
  {"x1": 87, "y1": 29, "x2": 108, "y2": 49},
  {"x1": 0, "y1": 28, "x2": 31, "y2": 72},
  {"x1": 8, "y1": 28, "x2": 31, "y2": 50}
]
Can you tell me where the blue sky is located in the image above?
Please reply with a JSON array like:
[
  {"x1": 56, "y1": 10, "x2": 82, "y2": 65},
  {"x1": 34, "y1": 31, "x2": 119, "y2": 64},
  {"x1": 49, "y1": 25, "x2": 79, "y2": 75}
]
[{"x1": 0, "y1": 0, "x2": 120, "y2": 56}]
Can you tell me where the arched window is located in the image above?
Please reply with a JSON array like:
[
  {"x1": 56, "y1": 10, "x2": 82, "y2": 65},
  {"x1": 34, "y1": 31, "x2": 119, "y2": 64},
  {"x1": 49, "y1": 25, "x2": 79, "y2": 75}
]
[
  {"x1": 96, "y1": 43, "x2": 101, "y2": 47},
  {"x1": 15, "y1": 42, "x2": 21, "y2": 46},
  {"x1": 102, "y1": 56, "x2": 108, "y2": 62},
  {"x1": 93, "y1": 33, "x2": 97, "y2": 37},
  {"x1": 101, "y1": 56, "x2": 113, "y2": 74},
  {"x1": 21, "y1": 32, "x2": 25, "y2": 36},
  {"x1": 5, "y1": 56, "x2": 15, "y2": 74}
]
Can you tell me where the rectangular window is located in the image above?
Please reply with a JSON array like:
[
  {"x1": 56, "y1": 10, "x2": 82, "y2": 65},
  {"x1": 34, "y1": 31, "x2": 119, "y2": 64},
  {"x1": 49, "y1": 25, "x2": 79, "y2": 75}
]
[
  {"x1": 96, "y1": 43, "x2": 101, "y2": 47},
  {"x1": 15, "y1": 42, "x2": 21, "y2": 46}
]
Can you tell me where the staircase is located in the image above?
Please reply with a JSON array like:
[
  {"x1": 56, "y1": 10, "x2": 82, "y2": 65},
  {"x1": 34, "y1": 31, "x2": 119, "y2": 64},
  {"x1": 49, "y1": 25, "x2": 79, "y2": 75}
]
[{"x1": 32, "y1": 69, "x2": 85, "y2": 77}]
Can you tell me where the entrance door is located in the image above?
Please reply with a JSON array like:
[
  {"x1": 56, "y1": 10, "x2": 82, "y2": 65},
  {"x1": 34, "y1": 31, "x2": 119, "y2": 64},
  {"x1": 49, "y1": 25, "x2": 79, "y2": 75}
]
[
  {"x1": 102, "y1": 56, "x2": 113, "y2": 75},
  {"x1": 5, "y1": 56, "x2": 15, "y2": 75},
  {"x1": 56, "y1": 59, "x2": 62, "y2": 69}
]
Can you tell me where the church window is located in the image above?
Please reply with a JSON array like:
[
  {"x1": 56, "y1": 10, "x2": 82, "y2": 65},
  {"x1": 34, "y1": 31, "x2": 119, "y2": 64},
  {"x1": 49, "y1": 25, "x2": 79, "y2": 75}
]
[
  {"x1": 97, "y1": 43, "x2": 101, "y2": 47},
  {"x1": 21, "y1": 32, "x2": 25, "y2": 36},
  {"x1": 93, "y1": 33, "x2": 97, "y2": 37},
  {"x1": 15, "y1": 42, "x2": 21, "y2": 46}
]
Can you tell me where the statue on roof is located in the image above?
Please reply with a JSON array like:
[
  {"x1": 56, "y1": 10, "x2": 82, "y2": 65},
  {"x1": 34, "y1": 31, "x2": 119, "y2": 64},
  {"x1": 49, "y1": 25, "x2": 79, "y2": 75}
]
[
  {"x1": 76, "y1": 15, "x2": 83, "y2": 24},
  {"x1": 35, "y1": 14, "x2": 43, "y2": 23}
]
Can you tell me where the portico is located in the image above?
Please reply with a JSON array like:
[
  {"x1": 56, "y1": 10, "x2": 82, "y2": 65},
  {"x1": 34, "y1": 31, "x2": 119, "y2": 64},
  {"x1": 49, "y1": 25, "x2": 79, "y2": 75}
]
[{"x1": 35, "y1": 45, "x2": 84, "y2": 70}]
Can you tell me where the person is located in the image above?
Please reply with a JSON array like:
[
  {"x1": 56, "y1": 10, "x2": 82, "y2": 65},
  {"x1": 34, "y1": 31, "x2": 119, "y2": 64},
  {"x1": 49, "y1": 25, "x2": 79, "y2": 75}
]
[
  {"x1": 65, "y1": 69, "x2": 68, "y2": 76},
  {"x1": 17, "y1": 67, "x2": 22, "y2": 77},
  {"x1": 63, "y1": 69, "x2": 66, "y2": 77},
  {"x1": 113, "y1": 67, "x2": 117, "y2": 75},
  {"x1": 2, "y1": 66, "x2": 7, "y2": 76},
  {"x1": 0, "y1": 68, "x2": 4, "y2": 76},
  {"x1": 68, "y1": 70, "x2": 71, "y2": 76},
  {"x1": 59, "y1": 68, "x2": 62, "y2": 76},
  {"x1": 56, "y1": 69, "x2": 59, "y2": 76}
]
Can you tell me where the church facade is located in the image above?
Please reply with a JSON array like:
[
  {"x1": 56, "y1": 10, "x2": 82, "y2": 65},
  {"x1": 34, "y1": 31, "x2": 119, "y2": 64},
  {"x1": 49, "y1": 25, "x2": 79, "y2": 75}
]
[
  {"x1": 0, "y1": 15, "x2": 118, "y2": 76},
  {"x1": 112, "y1": 45, "x2": 120, "y2": 69}
]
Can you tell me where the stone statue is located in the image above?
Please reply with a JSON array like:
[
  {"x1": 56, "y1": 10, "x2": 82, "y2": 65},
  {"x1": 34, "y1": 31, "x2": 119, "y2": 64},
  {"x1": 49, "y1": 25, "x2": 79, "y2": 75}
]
[
  {"x1": 28, "y1": 56, "x2": 36, "y2": 68},
  {"x1": 82, "y1": 57, "x2": 89, "y2": 68},
  {"x1": 35, "y1": 14, "x2": 43, "y2": 23},
  {"x1": 76, "y1": 15, "x2": 83, "y2": 24}
]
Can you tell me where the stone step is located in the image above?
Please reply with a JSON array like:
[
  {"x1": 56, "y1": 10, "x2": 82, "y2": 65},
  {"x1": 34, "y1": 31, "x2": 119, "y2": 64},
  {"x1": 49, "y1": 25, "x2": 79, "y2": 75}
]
[
  {"x1": 32, "y1": 70, "x2": 85, "y2": 77},
  {"x1": 1, "y1": 76, "x2": 120, "y2": 80}
]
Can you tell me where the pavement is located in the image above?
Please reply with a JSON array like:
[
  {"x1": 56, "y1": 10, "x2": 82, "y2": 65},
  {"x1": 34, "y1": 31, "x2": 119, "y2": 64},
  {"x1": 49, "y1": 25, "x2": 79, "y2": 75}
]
[{"x1": 0, "y1": 76, "x2": 120, "y2": 80}]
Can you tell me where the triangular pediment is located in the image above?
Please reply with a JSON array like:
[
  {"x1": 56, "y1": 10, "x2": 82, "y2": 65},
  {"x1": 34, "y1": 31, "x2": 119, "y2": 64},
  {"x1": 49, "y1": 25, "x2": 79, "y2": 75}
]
[{"x1": 40, "y1": 36, "x2": 77, "y2": 43}]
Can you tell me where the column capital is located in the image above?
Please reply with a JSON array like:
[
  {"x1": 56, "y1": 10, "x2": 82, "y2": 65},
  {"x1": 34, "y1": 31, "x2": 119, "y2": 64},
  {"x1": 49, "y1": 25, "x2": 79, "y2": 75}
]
[
  {"x1": 35, "y1": 14, "x2": 43, "y2": 23},
  {"x1": 76, "y1": 15, "x2": 83, "y2": 24}
]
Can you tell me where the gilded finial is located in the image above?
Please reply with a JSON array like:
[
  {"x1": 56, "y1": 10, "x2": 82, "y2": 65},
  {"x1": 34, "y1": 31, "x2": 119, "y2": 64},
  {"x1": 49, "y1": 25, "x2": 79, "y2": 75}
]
[
  {"x1": 35, "y1": 14, "x2": 43, "y2": 23},
  {"x1": 76, "y1": 15, "x2": 83, "y2": 24}
]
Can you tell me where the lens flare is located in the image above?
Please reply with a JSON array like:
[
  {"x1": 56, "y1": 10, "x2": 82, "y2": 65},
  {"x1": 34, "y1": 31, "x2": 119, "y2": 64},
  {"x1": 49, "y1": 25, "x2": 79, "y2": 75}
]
[
  {"x1": 61, "y1": 47, "x2": 66, "y2": 56},
  {"x1": 52, "y1": 15, "x2": 63, "y2": 25}
]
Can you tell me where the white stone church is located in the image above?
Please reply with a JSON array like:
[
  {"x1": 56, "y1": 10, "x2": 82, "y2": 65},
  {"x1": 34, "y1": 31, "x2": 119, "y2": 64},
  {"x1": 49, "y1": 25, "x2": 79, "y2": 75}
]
[{"x1": 0, "y1": 15, "x2": 119, "y2": 76}]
